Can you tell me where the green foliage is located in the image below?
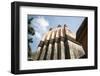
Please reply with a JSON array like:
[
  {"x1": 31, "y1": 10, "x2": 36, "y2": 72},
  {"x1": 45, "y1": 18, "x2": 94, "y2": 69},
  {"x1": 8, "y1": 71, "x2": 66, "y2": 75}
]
[{"x1": 28, "y1": 18, "x2": 35, "y2": 60}]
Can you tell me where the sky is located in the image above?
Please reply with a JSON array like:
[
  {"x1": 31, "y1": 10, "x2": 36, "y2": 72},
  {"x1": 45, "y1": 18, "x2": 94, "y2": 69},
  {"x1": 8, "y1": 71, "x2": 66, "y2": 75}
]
[{"x1": 28, "y1": 15, "x2": 85, "y2": 52}]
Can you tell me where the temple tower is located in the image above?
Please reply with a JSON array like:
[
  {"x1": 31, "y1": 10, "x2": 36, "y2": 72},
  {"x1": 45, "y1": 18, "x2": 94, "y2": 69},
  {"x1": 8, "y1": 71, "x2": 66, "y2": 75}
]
[{"x1": 33, "y1": 24, "x2": 86, "y2": 60}]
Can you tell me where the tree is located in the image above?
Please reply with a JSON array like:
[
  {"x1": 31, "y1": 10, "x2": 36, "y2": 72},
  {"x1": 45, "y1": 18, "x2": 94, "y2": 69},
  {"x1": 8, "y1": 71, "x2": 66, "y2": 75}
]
[{"x1": 28, "y1": 18, "x2": 35, "y2": 60}]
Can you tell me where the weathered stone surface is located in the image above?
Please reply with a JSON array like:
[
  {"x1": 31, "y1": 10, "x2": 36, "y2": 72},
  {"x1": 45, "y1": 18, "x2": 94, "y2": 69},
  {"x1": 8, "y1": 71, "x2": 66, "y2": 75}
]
[{"x1": 31, "y1": 25, "x2": 86, "y2": 60}]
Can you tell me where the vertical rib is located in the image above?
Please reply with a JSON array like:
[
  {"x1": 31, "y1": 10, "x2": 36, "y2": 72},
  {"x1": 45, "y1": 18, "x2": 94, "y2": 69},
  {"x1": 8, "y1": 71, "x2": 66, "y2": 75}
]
[
  {"x1": 35, "y1": 32, "x2": 48, "y2": 60},
  {"x1": 60, "y1": 27, "x2": 65, "y2": 59},
  {"x1": 53, "y1": 28, "x2": 60, "y2": 59},
  {"x1": 64, "y1": 25, "x2": 70, "y2": 59},
  {"x1": 46, "y1": 44, "x2": 52, "y2": 60},
  {"x1": 39, "y1": 45, "x2": 47, "y2": 60},
  {"x1": 53, "y1": 43, "x2": 58, "y2": 59},
  {"x1": 45, "y1": 30, "x2": 52, "y2": 60}
]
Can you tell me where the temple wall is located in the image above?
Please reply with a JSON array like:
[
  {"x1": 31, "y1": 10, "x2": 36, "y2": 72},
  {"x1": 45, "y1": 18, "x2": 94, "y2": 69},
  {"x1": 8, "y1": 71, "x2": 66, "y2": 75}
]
[{"x1": 32, "y1": 24, "x2": 86, "y2": 60}]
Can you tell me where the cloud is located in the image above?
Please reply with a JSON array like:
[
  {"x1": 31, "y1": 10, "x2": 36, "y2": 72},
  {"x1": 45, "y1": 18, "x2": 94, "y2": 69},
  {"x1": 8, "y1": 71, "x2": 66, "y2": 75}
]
[
  {"x1": 29, "y1": 16, "x2": 49, "y2": 52},
  {"x1": 34, "y1": 16, "x2": 49, "y2": 27},
  {"x1": 30, "y1": 16, "x2": 49, "y2": 39}
]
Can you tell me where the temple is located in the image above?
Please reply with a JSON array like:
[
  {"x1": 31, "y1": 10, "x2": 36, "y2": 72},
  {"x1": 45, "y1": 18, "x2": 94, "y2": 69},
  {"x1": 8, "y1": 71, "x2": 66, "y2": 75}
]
[
  {"x1": 33, "y1": 21, "x2": 87, "y2": 60},
  {"x1": 76, "y1": 17, "x2": 88, "y2": 58},
  {"x1": 32, "y1": 18, "x2": 87, "y2": 60}
]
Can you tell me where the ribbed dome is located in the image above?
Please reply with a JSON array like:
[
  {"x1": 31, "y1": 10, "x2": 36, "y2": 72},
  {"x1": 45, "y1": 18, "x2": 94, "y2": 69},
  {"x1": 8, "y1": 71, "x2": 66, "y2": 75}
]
[{"x1": 32, "y1": 25, "x2": 85, "y2": 60}]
